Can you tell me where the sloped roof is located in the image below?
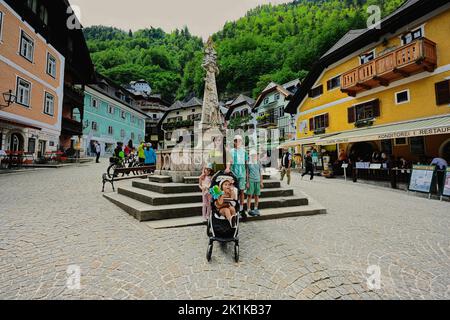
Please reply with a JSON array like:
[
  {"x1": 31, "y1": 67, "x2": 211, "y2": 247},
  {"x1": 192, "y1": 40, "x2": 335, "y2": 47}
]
[
  {"x1": 225, "y1": 94, "x2": 255, "y2": 120},
  {"x1": 282, "y1": 79, "x2": 300, "y2": 90},
  {"x1": 285, "y1": 0, "x2": 449, "y2": 114},
  {"x1": 230, "y1": 94, "x2": 255, "y2": 108},
  {"x1": 263, "y1": 82, "x2": 278, "y2": 92},
  {"x1": 253, "y1": 79, "x2": 297, "y2": 110},
  {"x1": 322, "y1": 0, "x2": 426, "y2": 59},
  {"x1": 168, "y1": 100, "x2": 185, "y2": 111},
  {"x1": 322, "y1": 29, "x2": 367, "y2": 58},
  {"x1": 184, "y1": 97, "x2": 203, "y2": 108}
]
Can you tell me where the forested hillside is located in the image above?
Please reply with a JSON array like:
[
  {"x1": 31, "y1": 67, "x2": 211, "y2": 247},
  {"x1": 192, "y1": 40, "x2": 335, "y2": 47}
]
[{"x1": 84, "y1": 0, "x2": 405, "y2": 103}]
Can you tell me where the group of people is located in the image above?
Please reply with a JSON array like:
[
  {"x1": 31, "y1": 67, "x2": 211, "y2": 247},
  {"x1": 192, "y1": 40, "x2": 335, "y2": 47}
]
[
  {"x1": 199, "y1": 135, "x2": 264, "y2": 228},
  {"x1": 111, "y1": 140, "x2": 157, "y2": 166},
  {"x1": 280, "y1": 148, "x2": 315, "y2": 184}
]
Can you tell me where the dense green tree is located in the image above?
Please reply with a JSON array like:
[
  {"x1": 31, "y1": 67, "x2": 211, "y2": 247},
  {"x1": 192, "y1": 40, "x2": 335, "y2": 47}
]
[{"x1": 84, "y1": 0, "x2": 405, "y2": 103}]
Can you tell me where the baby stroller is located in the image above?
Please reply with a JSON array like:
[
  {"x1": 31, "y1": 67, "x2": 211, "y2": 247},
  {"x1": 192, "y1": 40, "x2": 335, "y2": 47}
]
[{"x1": 206, "y1": 171, "x2": 240, "y2": 263}]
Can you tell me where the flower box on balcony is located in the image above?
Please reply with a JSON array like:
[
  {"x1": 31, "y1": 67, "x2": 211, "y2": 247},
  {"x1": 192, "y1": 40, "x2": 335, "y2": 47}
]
[
  {"x1": 314, "y1": 128, "x2": 326, "y2": 135},
  {"x1": 355, "y1": 119, "x2": 374, "y2": 128}
]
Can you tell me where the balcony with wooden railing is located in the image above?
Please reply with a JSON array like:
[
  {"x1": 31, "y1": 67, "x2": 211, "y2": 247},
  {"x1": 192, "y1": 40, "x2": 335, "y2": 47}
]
[{"x1": 341, "y1": 38, "x2": 437, "y2": 96}]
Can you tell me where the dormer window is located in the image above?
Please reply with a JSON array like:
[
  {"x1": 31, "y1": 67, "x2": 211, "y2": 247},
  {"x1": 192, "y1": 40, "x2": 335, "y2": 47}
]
[
  {"x1": 309, "y1": 85, "x2": 323, "y2": 98},
  {"x1": 401, "y1": 27, "x2": 423, "y2": 45},
  {"x1": 360, "y1": 50, "x2": 375, "y2": 65}
]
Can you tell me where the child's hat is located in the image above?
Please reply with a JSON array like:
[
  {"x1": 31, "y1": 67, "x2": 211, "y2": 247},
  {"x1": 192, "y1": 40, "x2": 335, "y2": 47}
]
[{"x1": 206, "y1": 163, "x2": 213, "y2": 170}]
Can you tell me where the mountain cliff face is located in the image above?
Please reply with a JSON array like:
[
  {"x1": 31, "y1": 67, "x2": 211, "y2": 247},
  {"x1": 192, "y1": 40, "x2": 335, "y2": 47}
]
[{"x1": 84, "y1": 0, "x2": 405, "y2": 103}]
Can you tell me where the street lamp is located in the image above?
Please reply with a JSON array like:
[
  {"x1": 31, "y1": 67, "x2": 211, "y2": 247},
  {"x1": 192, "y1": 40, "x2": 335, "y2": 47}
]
[{"x1": 1, "y1": 90, "x2": 16, "y2": 108}]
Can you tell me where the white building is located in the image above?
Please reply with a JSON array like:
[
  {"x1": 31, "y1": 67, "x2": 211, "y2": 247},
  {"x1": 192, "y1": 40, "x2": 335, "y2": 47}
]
[{"x1": 128, "y1": 80, "x2": 152, "y2": 95}]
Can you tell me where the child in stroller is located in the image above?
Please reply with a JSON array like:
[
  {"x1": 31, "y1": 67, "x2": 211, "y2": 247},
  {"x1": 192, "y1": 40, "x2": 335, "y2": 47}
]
[{"x1": 206, "y1": 171, "x2": 240, "y2": 262}]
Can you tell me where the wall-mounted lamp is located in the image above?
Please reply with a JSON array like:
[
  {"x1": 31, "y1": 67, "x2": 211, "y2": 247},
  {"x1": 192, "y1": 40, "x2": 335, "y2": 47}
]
[{"x1": 1, "y1": 90, "x2": 16, "y2": 108}]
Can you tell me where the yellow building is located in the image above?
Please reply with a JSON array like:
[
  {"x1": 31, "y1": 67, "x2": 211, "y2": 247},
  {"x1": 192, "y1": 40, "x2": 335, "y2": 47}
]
[{"x1": 285, "y1": 0, "x2": 450, "y2": 166}]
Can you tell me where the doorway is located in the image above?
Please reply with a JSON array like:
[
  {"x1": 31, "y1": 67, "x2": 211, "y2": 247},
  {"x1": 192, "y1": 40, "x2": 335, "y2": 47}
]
[
  {"x1": 38, "y1": 140, "x2": 47, "y2": 158},
  {"x1": 440, "y1": 140, "x2": 450, "y2": 163},
  {"x1": 350, "y1": 142, "x2": 376, "y2": 162},
  {"x1": 10, "y1": 133, "x2": 24, "y2": 152}
]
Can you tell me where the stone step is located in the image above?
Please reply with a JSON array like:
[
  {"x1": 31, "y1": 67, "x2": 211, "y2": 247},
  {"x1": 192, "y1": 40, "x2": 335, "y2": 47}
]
[
  {"x1": 148, "y1": 175, "x2": 172, "y2": 183},
  {"x1": 183, "y1": 176, "x2": 199, "y2": 184},
  {"x1": 118, "y1": 186, "x2": 295, "y2": 205},
  {"x1": 133, "y1": 180, "x2": 282, "y2": 194},
  {"x1": 144, "y1": 204, "x2": 327, "y2": 229},
  {"x1": 184, "y1": 174, "x2": 272, "y2": 184},
  {"x1": 103, "y1": 193, "x2": 309, "y2": 222}
]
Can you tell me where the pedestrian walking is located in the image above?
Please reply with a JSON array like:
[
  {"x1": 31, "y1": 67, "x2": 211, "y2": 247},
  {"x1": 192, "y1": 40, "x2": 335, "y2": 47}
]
[
  {"x1": 302, "y1": 151, "x2": 315, "y2": 180},
  {"x1": 95, "y1": 142, "x2": 101, "y2": 163},
  {"x1": 280, "y1": 148, "x2": 292, "y2": 185}
]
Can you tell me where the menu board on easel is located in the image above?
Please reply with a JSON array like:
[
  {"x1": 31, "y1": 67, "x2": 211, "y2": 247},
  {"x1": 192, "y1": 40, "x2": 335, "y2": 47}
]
[
  {"x1": 408, "y1": 165, "x2": 436, "y2": 194},
  {"x1": 443, "y1": 168, "x2": 450, "y2": 197}
]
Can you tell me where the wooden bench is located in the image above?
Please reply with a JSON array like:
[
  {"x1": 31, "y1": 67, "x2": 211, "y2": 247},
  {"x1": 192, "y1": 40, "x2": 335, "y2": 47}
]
[{"x1": 102, "y1": 166, "x2": 156, "y2": 192}]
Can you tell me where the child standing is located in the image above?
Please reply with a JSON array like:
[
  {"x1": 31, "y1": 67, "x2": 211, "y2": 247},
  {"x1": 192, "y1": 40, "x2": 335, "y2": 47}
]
[
  {"x1": 247, "y1": 150, "x2": 263, "y2": 217},
  {"x1": 199, "y1": 165, "x2": 214, "y2": 220}
]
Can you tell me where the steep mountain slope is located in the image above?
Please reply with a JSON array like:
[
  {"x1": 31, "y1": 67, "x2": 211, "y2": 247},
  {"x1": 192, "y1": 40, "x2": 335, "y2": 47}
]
[{"x1": 84, "y1": 0, "x2": 405, "y2": 102}]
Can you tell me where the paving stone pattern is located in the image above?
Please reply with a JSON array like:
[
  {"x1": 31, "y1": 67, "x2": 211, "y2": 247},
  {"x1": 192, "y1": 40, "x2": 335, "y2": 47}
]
[{"x1": 0, "y1": 163, "x2": 448, "y2": 300}]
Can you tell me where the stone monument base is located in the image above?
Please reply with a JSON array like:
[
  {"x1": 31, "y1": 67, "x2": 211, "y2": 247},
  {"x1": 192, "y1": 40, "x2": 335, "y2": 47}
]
[{"x1": 154, "y1": 170, "x2": 202, "y2": 183}]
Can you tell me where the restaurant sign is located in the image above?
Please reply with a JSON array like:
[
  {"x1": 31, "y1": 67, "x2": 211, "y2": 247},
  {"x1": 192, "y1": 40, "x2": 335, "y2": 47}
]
[
  {"x1": 318, "y1": 125, "x2": 450, "y2": 145},
  {"x1": 377, "y1": 126, "x2": 450, "y2": 140},
  {"x1": 408, "y1": 165, "x2": 436, "y2": 194}
]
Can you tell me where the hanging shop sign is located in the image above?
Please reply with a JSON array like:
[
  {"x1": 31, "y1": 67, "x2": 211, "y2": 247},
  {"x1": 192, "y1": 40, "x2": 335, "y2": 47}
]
[{"x1": 408, "y1": 165, "x2": 436, "y2": 194}]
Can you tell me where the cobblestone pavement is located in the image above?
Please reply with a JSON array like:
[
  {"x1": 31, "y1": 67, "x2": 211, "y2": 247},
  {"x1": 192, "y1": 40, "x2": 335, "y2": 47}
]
[{"x1": 0, "y1": 163, "x2": 448, "y2": 300}]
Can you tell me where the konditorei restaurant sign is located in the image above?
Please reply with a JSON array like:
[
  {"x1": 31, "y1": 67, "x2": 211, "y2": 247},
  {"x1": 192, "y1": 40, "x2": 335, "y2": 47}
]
[
  {"x1": 377, "y1": 126, "x2": 450, "y2": 140},
  {"x1": 318, "y1": 125, "x2": 450, "y2": 145}
]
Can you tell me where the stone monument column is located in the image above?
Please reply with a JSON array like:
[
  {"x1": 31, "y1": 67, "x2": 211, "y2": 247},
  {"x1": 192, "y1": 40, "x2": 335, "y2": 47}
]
[
  {"x1": 200, "y1": 37, "x2": 222, "y2": 130},
  {"x1": 198, "y1": 38, "x2": 225, "y2": 170}
]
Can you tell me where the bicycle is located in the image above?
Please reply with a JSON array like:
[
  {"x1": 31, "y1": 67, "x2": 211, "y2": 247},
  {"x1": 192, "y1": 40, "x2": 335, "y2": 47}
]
[{"x1": 107, "y1": 156, "x2": 126, "y2": 179}]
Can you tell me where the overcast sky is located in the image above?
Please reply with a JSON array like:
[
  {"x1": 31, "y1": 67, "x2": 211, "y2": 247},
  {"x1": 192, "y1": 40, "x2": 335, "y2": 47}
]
[{"x1": 70, "y1": 0, "x2": 292, "y2": 39}]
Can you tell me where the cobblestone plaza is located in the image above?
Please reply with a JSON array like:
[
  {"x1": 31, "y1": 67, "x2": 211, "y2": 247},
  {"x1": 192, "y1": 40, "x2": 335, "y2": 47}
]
[{"x1": 0, "y1": 163, "x2": 448, "y2": 300}]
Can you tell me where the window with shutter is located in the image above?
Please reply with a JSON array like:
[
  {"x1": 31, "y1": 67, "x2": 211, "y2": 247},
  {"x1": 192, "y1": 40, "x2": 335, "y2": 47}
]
[
  {"x1": 309, "y1": 85, "x2": 323, "y2": 98},
  {"x1": 435, "y1": 80, "x2": 450, "y2": 105},
  {"x1": 324, "y1": 113, "x2": 329, "y2": 127},
  {"x1": 309, "y1": 118, "x2": 315, "y2": 131},
  {"x1": 348, "y1": 107, "x2": 355, "y2": 123},
  {"x1": 373, "y1": 99, "x2": 380, "y2": 117}
]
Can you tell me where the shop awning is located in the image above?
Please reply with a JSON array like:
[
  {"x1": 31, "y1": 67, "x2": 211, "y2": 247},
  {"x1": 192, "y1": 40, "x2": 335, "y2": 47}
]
[
  {"x1": 0, "y1": 116, "x2": 42, "y2": 130},
  {"x1": 278, "y1": 134, "x2": 338, "y2": 149},
  {"x1": 316, "y1": 115, "x2": 450, "y2": 146}
]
